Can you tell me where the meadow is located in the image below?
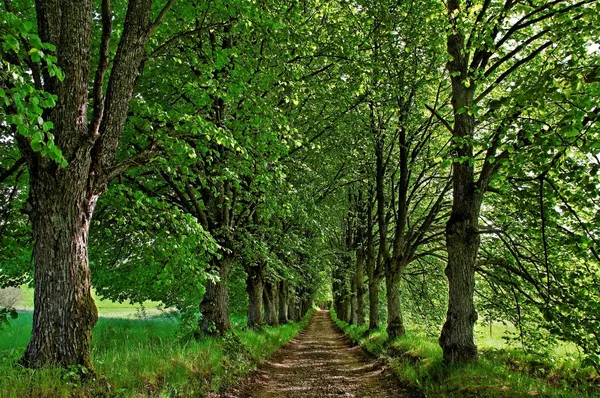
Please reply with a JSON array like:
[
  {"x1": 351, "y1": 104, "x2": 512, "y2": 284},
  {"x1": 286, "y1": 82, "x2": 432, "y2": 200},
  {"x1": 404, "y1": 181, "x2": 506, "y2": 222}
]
[{"x1": 0, "y1": 307, "x2": 311, "y2": 397}]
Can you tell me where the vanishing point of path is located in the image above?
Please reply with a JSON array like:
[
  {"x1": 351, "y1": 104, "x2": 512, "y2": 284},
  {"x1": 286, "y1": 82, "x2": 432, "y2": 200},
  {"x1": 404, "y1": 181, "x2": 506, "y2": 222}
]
[{"x1": 221, "y1": 310, "x2": 418, "y2": 398}]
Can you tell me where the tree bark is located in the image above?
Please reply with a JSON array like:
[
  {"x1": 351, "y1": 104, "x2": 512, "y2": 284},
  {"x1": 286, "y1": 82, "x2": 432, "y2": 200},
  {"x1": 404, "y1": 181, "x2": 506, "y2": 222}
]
[
  {"x1": 439, "y1": 0, "x2": 480, "y2": 364},
  {"x1": 245, "y1": 263, "x2": 265, "y2": 329},
  {"x1": 19, "y1": 0, "x2": 155, "y2": 369},
  {"x1": 288, "y1": 291, "x2": 298, "y2": 322},
  {"x1": 385, "y1": 267, "x2": 405, "y2": 340},
  {"x1": 355, "y1": 251, "x2": 366, "y2": 325},
  {"x1": 20, "y1": 175, "x2": 99, "y2": 368},
  {"x1": 350, "y1": 270, "x2": 358, "y2": 325},
  {"x1": 263, "y1": 280, "x2": 279, "y2": 326},
  {"x1": 278, "y1": 280, "x2": 289, "y2": 324},
  {"x1": 367, "y1": 277, "x2": 380, "y2": 330},
  {"x1": 200, "y1": 255, "x2": 232, "y2": 334},
  {"x1": 439, "y1": 214, "x2": 479, "y2": 363}
]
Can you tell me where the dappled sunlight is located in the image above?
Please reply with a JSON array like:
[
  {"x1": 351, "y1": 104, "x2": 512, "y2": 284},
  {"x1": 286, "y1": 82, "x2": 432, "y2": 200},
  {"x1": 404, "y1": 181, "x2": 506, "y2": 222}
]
[{"x1": 221, "y1": 311, "x2": 411, "y2": 398}]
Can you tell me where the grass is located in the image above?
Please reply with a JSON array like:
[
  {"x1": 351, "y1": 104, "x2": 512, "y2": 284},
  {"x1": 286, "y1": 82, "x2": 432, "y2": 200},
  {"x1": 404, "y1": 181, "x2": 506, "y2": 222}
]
[
  {"x1": 15, "y1": 286, "x2": 162, "y2": 317},
  {"x1": 0, "y1": 310, "x2": 312, "y2": 397},
  {"x1": 331, "y1": 310, "x2": 600, "y2": 397}
]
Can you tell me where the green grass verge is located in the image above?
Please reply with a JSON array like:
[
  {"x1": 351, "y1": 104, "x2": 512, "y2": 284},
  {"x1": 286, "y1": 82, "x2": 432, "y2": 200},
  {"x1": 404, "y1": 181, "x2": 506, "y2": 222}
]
[
  {"x1": 331, "y1": 309, "x2": 599, "y2": 397},
  {"x1": 0, "y1": 310, "x2": 313, "y2": 397}
]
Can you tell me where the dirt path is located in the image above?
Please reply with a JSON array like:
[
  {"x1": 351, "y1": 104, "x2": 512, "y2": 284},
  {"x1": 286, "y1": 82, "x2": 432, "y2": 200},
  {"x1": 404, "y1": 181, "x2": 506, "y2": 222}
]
[{"x1": 221, "y1": 310, "x2": 417, "y2": 398}]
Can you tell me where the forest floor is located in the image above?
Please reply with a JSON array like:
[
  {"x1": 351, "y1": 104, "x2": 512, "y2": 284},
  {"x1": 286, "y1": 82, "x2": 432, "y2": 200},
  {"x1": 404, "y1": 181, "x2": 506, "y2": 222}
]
[{"x1": 220, "y1": 310, "x2": 419, "y2": 398}]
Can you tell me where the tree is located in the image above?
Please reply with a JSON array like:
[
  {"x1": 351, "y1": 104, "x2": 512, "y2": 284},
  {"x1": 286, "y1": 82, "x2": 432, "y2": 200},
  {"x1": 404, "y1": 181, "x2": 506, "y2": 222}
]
[
  {"x1": 1, "y1": 0, "x2": 177, "y2": 368},
  {"x1": 439, "y1": 0, "x2": 598, "y2": 363}
]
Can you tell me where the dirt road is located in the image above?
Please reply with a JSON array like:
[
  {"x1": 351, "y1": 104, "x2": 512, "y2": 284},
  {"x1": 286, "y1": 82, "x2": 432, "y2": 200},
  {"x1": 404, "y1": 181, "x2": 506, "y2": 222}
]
[{"x1": 221, "y1": 310, "x2": 417, "y2": 398}]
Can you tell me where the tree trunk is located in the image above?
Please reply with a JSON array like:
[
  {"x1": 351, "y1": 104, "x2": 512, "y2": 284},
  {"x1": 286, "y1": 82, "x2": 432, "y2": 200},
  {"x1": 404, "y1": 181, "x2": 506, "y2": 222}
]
[
  {"x1": 288, "y1": 292, "x2": 298, "y2": 322},
  {"x1": 300, "y1": 297, "x2": 311, "y2": 317},
  {"x1": 355, "y1": 253, "x2": 366, "y2": 326},
  {"x1": 245, "y1": 263, "x2": 265, "y2": 329},
  {"x1": 20, "y1": 173, "x2": 99, "y2": 368},
  {"x1": 17, "y1": 0, "x2": 156, "y2": 368},
  {"x1": 200, "y1": 256, "x2": 232, "y2": 334},
  {"x1": 350, "y1": 271, "x2": 358, "y2": 325},
  {"x1": 368, "y1": 277, "x2": 380, "y2": 330},
  {"x1": 263, "y1": 280, "x2": 279, "y2": 326},
  {"x1": 439, "y1": 214, "x2": 479, "y2": 363},
  {"x1": 385, "y1": 268, "x2": 405, "y2": 340},
  {"x1": 278, "y1": 280, "x2": 289, "y2": 324},
  {"x1": 340, "y1": 292, "x2": 351, "y2": 323},
  {"x1": 440, "y1": 0, "x2": 480, "y2": 363}
]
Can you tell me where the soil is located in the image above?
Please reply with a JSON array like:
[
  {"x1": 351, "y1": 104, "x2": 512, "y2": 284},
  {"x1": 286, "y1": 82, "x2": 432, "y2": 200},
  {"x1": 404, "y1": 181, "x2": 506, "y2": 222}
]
[{"x1": 220, "y1": 310, "x2": 419, "y2": 398}]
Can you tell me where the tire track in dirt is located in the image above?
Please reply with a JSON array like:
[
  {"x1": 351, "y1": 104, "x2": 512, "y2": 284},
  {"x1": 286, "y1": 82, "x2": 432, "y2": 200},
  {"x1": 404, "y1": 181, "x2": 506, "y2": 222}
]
[{"x1": 220, "y1": 310, "x2": 418, "y2": 398}]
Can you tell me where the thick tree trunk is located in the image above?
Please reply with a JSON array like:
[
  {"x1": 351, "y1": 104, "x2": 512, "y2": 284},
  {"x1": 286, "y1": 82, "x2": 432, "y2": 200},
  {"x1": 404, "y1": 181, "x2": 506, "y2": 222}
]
[
  {"x1": 440, "y1": 1, "x2": 480, "y2": 362},
  {"x1": 200, "y1": 256, "x2": 232, "y2": 334},
  {"x1": 278, "y1": 280, "x2": 289, "y2": 324},
  {"x1": 368, "y1": 277, "x2": 380, "y2": 330},
  {"x1": 385, "y1": 268, "x2": 405, "y2": 340},
  {"x1": 20, "y1": 173, "x2": 99, "y2": 368},
  {"x1": 245, "y1": 263, "x2": 265, "y2": 329},
  {"x1": 263, "y1": 280, "x2": 279, "y2": 326},
  {"x1": 17, "y1": 0, "x2": 156, "y2": 368},
  {"x1": 439, "y1": 213, "x2": 479, "y2": 363}
]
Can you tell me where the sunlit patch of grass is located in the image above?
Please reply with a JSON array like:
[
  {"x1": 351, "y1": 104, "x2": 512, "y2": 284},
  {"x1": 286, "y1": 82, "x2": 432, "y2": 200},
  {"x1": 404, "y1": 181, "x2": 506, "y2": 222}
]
[
  {"x1": 0, "y1": 310, "x2": 313, "y2": 397},
  {"x1": 17, "y1": 285, "x2": 162, "y2": 317}
]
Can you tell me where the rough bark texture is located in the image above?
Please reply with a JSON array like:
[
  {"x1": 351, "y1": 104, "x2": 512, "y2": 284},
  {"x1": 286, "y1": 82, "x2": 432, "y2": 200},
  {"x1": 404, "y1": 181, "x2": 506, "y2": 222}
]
[
  {"x1": 21, "y1": 178, "x2": 99, "y2": 368},
  {"x1": 385, "y1": 269, "x2": 405, "y2": 340},
  {"x1": 19, "y1": 0, "x2": 154, "y2": 368},
  {"x1": 263, "y1": 280, "x2": 279, "y2": 326},
  {"x1": 245, "y1": 263, "x2": 265, "y2": 329},
  {"x1": 200, "y1": 256, "x2": 233, "y2": 334},
  {"x1": 278, "y1": 280, "x2": 289, "y2": 324},
  {"x1": 440, "y1": 214, "x2": 479, "y2": 363},
  {"x1": 439, "y1": 0, "x2": 479, "y2": 363}
]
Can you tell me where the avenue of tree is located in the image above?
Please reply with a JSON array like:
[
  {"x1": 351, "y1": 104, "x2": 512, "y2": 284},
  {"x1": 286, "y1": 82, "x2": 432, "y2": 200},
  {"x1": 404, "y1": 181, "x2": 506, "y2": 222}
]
[{"x1": 1, "y1": 0, "x2": 599, "y2": 374}]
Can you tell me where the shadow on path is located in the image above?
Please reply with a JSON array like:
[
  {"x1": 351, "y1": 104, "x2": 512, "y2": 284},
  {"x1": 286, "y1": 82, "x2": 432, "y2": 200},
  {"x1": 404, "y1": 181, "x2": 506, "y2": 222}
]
[{"x1": 220, "y1": 310, "x2": 417, "y2": 398}]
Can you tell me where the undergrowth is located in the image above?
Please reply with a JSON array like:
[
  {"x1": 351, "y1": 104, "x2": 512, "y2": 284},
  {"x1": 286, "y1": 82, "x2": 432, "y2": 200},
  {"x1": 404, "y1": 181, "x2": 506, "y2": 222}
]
[
  {"x1": 0, "y1": 310, "x2": 312, "y2": 397},
  {"x1": 331, "y1": 309, "x2": 599, "y2": 397}
]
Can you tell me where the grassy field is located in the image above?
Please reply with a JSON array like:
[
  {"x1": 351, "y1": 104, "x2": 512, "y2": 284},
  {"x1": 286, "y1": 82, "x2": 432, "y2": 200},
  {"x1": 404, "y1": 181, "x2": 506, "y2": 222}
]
[
  {"x1": 332, "y1": 311, "x2": 599, "y2": 397},
  {"x1": 0, "y1": 310, "x2": 312, "y2": 397},
  {"x1": 13, "y1": 286, "x2": 162, "y2": 318}
]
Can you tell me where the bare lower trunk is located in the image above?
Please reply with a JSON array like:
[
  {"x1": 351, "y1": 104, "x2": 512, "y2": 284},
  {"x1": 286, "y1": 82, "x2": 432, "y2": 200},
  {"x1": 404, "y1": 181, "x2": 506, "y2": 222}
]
[
  {"x1": 386, "y1": 269, "x2": 405, "y2": 340},
  {"x1": 368, "y1": 278, "x2": 380, "y2": 330},
  {"x1": 340, "y1": 293, "x2": 351, "y2": 323},
  {"x1": 20, "y1": 171, "x2": 99, "y2": 368},
  {"x1": 200, "y1": 256, "x2": 232, "y2": 335},
  {"x1": 439, "y1": 217, "x2": 479, "y2": 363},
  {"x1": 355, "y1": 254, "x2": 366, "y2": 325},
  {"x1": 288, "y1": 292, "x2": 298, "y2": 322},
  {"x1": 278, "y1": 280, "x2": 289, "y2": 324},
  {"x1": 246, "y1": 264, "x2": 265, "y2": 329},
  {"x1": 300, "y1": 297, "x2": 311, "y2": 317},
  {"x1": 263, "y1": 281, "x2": 279, "y2": 326},
  {"x1": 350, "y1": 274, "x2": 358, "y2": 325}
]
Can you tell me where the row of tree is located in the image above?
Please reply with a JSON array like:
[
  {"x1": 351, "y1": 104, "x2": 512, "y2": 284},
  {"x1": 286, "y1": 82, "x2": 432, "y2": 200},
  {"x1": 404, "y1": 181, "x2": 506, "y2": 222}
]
[{"x1": 1, "y1": 0, "x2": 599, "y2": 373}]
